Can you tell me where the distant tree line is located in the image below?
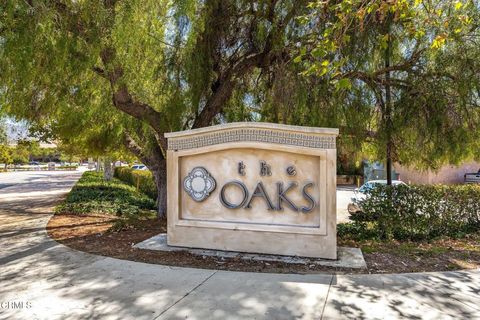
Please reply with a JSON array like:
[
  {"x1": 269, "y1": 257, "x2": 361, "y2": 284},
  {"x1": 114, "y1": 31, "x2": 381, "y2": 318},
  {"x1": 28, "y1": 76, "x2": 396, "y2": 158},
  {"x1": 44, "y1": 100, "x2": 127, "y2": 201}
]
[{"x1": 0, "y1": 140, "x2": 63, "y2": 165}]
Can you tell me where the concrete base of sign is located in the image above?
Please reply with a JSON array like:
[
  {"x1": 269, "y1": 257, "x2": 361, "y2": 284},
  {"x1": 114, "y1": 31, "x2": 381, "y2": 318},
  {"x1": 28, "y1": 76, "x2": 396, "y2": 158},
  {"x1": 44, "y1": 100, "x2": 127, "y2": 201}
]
[{"x1": 135, "y1": 234, "x2": 367, "y2": 269}]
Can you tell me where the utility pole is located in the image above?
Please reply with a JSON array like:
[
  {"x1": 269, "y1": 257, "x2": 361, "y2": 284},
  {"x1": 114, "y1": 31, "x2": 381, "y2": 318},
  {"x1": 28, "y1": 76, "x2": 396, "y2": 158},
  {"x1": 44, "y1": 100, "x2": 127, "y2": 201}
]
[{"x1": 384, "y1": 13, "x2": 393, "y2": 185}]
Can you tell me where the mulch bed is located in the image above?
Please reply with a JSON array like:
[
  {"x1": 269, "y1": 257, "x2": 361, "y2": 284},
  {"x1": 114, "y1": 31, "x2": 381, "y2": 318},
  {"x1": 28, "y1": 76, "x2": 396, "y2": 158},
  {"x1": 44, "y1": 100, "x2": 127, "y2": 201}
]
[{"x1": 47, "y1": 214, "x2": 480, "y2": 274}]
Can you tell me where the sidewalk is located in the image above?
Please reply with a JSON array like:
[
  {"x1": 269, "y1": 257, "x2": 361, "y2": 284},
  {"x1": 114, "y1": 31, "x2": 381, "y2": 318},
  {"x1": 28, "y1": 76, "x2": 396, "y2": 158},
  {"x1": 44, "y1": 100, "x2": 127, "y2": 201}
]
[{"x1": 0, "y1": 171, "x2": 478, "y2": 319}]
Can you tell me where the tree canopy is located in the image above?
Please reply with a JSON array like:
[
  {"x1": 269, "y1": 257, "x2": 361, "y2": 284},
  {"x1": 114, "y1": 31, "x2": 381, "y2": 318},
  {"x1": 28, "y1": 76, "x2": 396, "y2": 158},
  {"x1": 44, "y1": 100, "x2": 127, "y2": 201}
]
[
  {"x1": 1, "y1": 0, "x2": 479, "y2": 214},
  {"x1": 290, "y1": 0, "x2": 480, "y2": 172},
  {"x1": 1, "y1": 0, "x2": 310, "y2": 216}
]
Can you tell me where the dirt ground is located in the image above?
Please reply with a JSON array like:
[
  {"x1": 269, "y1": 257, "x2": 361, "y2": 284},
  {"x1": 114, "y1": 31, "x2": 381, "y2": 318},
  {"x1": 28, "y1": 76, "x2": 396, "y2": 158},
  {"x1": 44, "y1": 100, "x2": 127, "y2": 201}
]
[{"x1": 47, "y1": 214, "x2": 480, "y2": 274}]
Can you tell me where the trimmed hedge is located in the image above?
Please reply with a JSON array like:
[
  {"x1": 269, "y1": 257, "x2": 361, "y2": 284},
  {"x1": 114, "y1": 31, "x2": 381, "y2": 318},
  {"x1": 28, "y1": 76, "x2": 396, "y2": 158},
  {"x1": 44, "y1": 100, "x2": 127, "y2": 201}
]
[
  {"x1": 114, "y1": 167, "x2": 157, "y2": 200},
  {"x1": 57, "y1": 165, "x2": 78, "y2": 170},
  {"x1": 56, "y1": 171, "x2": 156, "y2": 217},
  {"x1": 346, "y1": 184, "x2": 480, "y2": 241}
]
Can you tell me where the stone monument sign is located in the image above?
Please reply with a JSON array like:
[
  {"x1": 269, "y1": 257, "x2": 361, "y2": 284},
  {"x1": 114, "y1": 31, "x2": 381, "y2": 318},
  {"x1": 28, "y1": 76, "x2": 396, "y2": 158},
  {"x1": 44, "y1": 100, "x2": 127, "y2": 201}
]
[{"x1": 165, "y1": 122, "x2": 338, "y2": 259}]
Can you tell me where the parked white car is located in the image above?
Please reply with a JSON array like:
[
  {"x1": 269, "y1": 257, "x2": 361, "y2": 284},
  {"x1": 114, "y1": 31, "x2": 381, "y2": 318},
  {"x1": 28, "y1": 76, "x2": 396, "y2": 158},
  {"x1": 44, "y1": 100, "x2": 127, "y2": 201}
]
[
  {"x1": 131, "y1": 164, "x2": 147, "y2": 170},
  {"x1": 347, "y1": 180, "x2": 407, "y2": 214}
]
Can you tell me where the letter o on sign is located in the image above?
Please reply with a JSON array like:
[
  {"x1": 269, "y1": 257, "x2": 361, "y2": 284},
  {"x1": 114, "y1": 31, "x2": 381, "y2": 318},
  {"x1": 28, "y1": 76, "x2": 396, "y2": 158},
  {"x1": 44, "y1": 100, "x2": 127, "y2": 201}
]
[{"x1": 220, "y1": 181, "x2": 249, "y2": 209}]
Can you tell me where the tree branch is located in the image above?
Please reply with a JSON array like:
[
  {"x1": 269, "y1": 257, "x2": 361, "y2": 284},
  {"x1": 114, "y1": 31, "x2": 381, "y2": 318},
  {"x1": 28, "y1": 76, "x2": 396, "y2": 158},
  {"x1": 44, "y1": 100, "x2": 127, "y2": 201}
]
[
  {"x1": 191, "y1": 52, "x2": 267, "y2": 128},
  {"x1": 112, "y1": 84, "x2": 168, "y2": 151},
  {"x1": 98, "y1": 48, "x2": 168, "y2": 151},
  {"x1": 123, "y1": 133, "x2": 145, "y2": 160},
  {"x1": 191, "y1": 1, "x2": 303, "y2": 129},
  {"x1": 123, "y1": 133, "x2": 165, "y2": 168}
]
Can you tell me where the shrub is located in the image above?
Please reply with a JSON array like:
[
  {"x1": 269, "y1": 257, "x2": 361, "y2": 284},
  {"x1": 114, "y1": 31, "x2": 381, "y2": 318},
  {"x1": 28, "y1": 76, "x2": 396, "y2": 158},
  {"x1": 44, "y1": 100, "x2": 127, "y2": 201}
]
[
  {"x1": 350, "y1": 184, "x2": 480, "y2": 241},
  {"x1": 338, "y1": 222, "x2": 380, "y2": 241},
  {"x1": 57, "y1": 165, "x2": 78, "y2": 170},
  {"x1": 56, "y1": 171, "x2": 156, "y2": 217},
  {"x1": 114, "y1": 167, "x2": 157, "y2": 200}
]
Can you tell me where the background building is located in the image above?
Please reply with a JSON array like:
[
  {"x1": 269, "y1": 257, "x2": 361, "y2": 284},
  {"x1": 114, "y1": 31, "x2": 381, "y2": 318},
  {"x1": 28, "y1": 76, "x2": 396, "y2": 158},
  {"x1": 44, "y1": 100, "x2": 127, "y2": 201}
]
[{"x1": 394, "y1": 161, "x2": 480, "y2": 185}]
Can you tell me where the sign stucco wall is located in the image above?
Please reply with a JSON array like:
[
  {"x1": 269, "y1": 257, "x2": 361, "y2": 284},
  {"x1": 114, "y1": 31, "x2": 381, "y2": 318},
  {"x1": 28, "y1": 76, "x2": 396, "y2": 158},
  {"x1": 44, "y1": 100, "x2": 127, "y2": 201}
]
[{"x1": 165, "y1": 123, "x2": 339, "y2": 259}]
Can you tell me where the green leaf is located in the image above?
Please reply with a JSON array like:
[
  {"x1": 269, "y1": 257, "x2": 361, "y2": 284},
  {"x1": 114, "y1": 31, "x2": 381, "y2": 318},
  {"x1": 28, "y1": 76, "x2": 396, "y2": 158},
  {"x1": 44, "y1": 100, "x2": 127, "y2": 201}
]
[
  {"x1": 318, "y1": 67, "x2": 328, "y2": 76},
  {"x1": 311, "y1": 47, "x2": 324, "y2": 58},
  {"x1": 336, "y1": 78, "x2": 352, "y2": 90}
]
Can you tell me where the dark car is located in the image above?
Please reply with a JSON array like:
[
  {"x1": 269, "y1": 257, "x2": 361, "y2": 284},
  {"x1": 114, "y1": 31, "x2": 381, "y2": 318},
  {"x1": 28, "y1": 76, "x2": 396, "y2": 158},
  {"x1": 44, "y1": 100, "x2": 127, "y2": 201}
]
[{"x1": 464, "y1": 169, "x2": 480, "y2": 184}]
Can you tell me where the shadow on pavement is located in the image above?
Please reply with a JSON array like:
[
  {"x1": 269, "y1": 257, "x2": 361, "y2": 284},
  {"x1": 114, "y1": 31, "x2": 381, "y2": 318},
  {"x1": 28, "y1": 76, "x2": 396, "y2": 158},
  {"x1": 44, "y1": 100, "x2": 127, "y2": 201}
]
[{"x1": 0, "y1": 171, "x2": 479, "y2": 319}]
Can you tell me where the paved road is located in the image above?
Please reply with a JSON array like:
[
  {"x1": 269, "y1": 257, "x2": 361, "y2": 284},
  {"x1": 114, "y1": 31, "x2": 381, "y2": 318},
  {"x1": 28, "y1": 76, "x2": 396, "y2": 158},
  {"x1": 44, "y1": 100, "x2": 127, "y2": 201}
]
[
  {"x1": 336, "y1": 186, "x2": 355, "y2": 223},
  {"x1": 0, "y1": 171, "x2": 479, "y2": 319}
]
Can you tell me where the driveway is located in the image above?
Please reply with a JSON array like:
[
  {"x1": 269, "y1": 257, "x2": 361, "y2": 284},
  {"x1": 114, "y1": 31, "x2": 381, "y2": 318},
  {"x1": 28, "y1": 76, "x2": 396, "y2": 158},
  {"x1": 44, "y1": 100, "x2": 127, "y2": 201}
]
[
  {"x1": 0, "y1": 171, "x2": 479, "y2": 319},
  {"x1": 336, "y1": 185, "x2": 355, "y2": 223}
]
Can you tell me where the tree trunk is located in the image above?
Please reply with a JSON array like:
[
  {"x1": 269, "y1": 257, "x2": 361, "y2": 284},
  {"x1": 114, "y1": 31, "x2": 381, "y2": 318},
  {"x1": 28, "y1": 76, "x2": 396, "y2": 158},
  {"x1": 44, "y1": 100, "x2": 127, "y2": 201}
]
[
  {"x1": 96, "y1": 157, "x2": 102, "y2": 172},
  {"x1": 151, "y1": 159, "x2": 167, "y2": 219},
  {"x1": 104, "y1": 157, "x2": 113, "y2": 181},
  {"x1": 122, "y1": 134, "x2": 167, "y2": 219}
]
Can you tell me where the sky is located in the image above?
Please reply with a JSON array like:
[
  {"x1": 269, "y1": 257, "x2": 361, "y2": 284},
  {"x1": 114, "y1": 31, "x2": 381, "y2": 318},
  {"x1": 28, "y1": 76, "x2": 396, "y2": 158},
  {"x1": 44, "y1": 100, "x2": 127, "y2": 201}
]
[{"x1": 4, "y1": 118, "x2": 29, "y2": 142}]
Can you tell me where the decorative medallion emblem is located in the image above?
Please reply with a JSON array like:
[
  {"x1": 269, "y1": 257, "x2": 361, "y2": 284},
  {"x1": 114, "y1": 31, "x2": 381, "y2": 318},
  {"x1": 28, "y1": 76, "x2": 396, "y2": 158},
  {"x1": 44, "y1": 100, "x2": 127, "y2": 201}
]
[{"x1": 183, "y1": 167, "x2": 216, "y2": 202}]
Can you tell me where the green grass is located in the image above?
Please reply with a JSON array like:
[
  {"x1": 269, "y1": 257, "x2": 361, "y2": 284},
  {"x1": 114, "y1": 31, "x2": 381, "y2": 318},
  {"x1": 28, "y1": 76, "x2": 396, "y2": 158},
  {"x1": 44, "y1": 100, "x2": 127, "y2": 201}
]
[{"x1": 56, "y1": 171, "x2": 157, "y2": 220}]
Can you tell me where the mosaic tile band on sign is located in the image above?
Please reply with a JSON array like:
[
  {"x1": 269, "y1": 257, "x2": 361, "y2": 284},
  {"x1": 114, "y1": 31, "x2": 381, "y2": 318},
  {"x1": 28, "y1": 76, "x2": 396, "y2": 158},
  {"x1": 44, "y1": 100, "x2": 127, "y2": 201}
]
[{"x1": 168, "y1": 128, "x2": 336, "y2": 151}]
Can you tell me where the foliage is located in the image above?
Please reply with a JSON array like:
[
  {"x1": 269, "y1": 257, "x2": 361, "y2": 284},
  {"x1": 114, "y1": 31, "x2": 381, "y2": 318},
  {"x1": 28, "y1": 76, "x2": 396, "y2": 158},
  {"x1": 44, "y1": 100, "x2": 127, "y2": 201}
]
[
  {"x1": 10, "y1": 144, "x2": 29, "y2": 164},
  {"x1": 6, "y1": 140, "x2": 61, "y2": 164},
  {"x1": 56, "y1": 171, "x2": 156, "y2": 218},
  {"x1": 0, "y1": 118, "x2": 7, "y2": 145},
  {"x1": 30, "y1": 148, "x2": 61, "y2": 162},
  {"x1": 56, "y1": 165, "x2": 78, "y2": 170},
  {"x1": 0, "y1": 1, "x2": 309, "y2": 217},
  {"x1": 2, "y1": 1, "x2": 480, "y2": 218},
  {"x1": 346, "y1": 184, "x2": 480, "y2": 241},
  {"x1": 114, "y1": 167, "x2": 157, "y2": 200},
  {"x1": 338, "y1": 221, "x2": 380, "y2": 241},
  {"x1": 0, "y1": 144, "x2": 12, "y2": 166},
  {"x1": 0, "y1": 1, "x2": 307, "y2": 149},
  {"x1": 293, "y1": 0, "x2": 480, "y2": 170}
]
